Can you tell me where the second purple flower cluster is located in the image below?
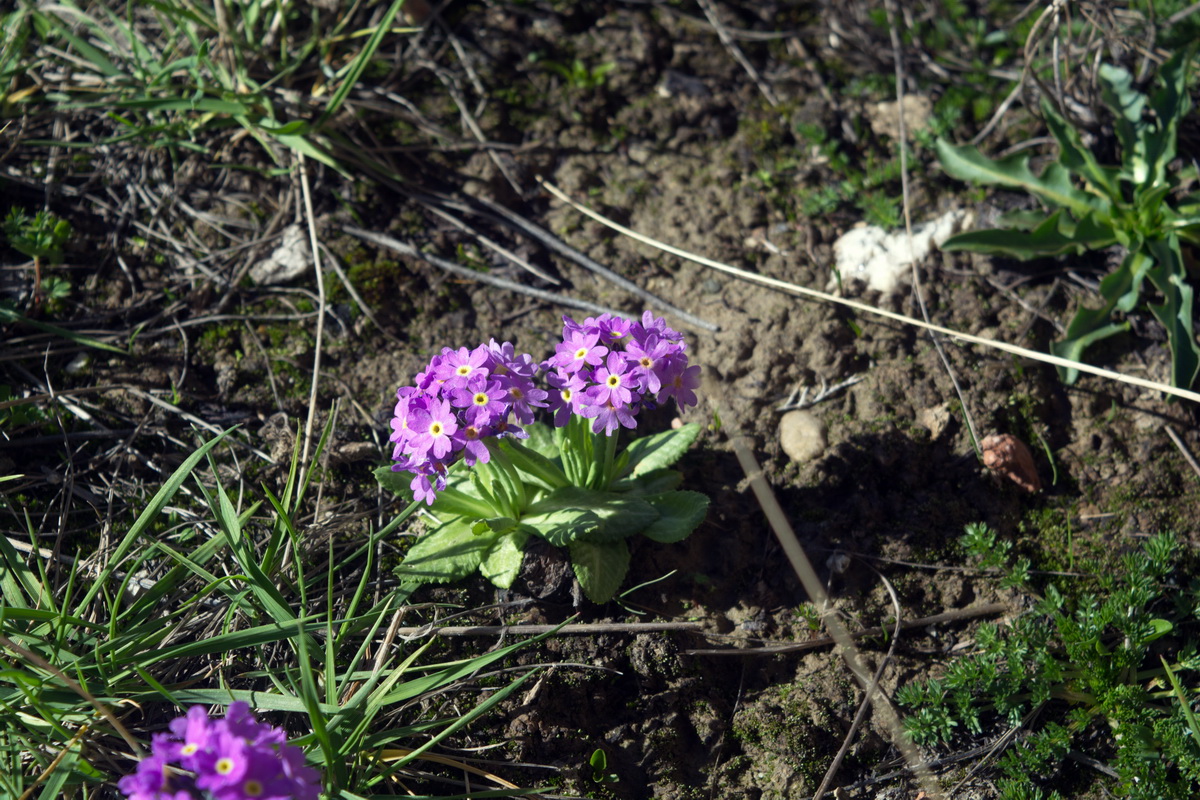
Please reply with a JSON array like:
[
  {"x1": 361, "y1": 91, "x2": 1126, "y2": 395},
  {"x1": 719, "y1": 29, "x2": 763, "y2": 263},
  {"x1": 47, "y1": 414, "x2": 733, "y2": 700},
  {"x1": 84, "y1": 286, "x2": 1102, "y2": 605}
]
[
  {"x1": 118, "y1": 702, "x2": 320, "y2": 800},
  {"x1": 389, "y1": 312, "x2": 700, "y2": 504}
]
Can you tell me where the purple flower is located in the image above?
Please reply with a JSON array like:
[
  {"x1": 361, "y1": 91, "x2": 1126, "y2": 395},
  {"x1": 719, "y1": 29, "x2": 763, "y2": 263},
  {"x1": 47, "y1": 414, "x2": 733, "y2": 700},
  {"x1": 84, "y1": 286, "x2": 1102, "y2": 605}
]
[
  {"x1": 657, "y1": 359, "x2": 701, "y2": 408},
  {"x1": 434, "y1": 345, "x2": 489, "y2": 388},
  {"x1": 407, "y1": 398, "x2": 459, "y2": 459},
  {"x1": 585, "y1": 351, "x2": 635, "y2": 408},
  {"x1": 623, "y1": 334, "x2": 675, "y2": 395},
  {"x1": 551, "y1": 329, "x2": 608, "y2": 373},
  {"x1": 456, "y1": 422, "x2": 492, "y2": 466},
  {"x1": 581, "y1": 399, "x2": 637, "y2": 436},
  {"x1": 117, "y1": 753, "x2": 196, "y2": 800},
  {"x1": 119, "y1": 703, "x2": 320, "y2": 800},
  {"x1": 546, "y1": 369, "x2": 587, "y2": 428},
  {"x1": 498, "y1": 373, "x2": 548, "y2": 425},
  {"x1": 450, "y1": 373, "x2": 509, "y2": 426}
]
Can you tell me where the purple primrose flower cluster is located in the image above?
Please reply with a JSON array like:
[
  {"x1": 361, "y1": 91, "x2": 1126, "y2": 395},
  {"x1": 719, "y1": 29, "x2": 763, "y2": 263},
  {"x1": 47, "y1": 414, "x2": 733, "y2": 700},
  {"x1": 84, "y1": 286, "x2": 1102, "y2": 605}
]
[
  {"x1": 390, "y1": 311, "x2": 700, "y2": 504},
  {"x1": 118, "y1": 702, "x2": 320, "y2": 800}
]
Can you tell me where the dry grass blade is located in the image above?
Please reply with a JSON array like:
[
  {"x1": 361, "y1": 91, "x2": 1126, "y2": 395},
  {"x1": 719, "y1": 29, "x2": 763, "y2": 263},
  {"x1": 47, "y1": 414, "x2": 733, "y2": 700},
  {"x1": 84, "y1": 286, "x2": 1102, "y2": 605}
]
[
  {"x1": 343, "y1": 225, "x2": 626, "y2": 319},
  {"x1": 538, "y1": 177, "x2": 1200, "y2": 404}
]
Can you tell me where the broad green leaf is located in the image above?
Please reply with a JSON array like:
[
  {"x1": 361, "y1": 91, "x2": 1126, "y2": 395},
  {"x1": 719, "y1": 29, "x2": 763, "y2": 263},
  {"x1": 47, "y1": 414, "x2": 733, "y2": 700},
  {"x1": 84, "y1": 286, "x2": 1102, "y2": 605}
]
[
  {"x1": 394, "y1": 517, "x2": 497, "y2": 585},
  {"x1": 639, "y1": 491, "x2": 708, "y2": 543},
  {"x1": 619, "y1": 423, "x2": 701, "y2": 479},
  {"x1": 935, "y1": 139, "x2": 1105, "y2": 219},
  {"x1": 1041, "y1": 99, "x2": 1120, "y2": 200},
  {"x1": 611, "y1": 467, "x2": 683, "y2": 495},
  {"x1": 521, "y1": 487, "x2": 658, "y2": 546},
  {"x1": 499, "y1": 436, "x2": 569, "y2": 490},
  {"x1": 570, "y1": 539, "x2": 630, "y2": 603},
  {"x1": 522, "y1": 421, "x2": 560, "y2": 459},
  {"x1": 480, "y1": 527, "x2": 529, "y2": 589},
  {"x1": 941, "y1": 209, "x2": 1118, "y2": 260},
  {"x1": 1097, "y1": 62, "x2": 1147, "y2": 182},
  {"x1": 1050, "y1": 320, "x2": 1130, "y2": 385},
  {"x1": 1145, "y1": 236, "x2": 1200, "y2": 392}
]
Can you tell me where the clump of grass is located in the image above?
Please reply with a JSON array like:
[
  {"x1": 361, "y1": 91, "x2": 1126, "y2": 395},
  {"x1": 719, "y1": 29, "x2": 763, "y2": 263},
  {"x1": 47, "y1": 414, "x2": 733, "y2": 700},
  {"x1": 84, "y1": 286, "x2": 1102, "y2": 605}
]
[
  {"x1": 4, "y1": 0, "x2": 417, "y2": 173},
  {"x1": 0, "y1": 421, "x2": 548, "y2": 797}
]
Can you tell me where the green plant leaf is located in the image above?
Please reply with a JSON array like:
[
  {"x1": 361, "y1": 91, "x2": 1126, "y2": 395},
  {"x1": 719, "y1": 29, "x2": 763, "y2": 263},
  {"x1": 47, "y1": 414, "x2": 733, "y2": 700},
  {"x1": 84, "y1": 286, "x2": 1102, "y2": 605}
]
[
  {"x1": 394, "y1": 516, "x2": 498, "y2": 585},
  {"x1": 1145, "y1": 235, "x2": 1200, "y2": 391},
  {"x1": 521, "y1": 487, "x2": 658, "y2": 546},
  {"x1": 569, "y1": 539, "x2": 630, "y2": 603},
  {"x1": 935, "y1": 138, "x2": 1106, "y2": 220},
  {"x1": 499, "y1": 436, "x2": 569, "y2": 490},
  {"x1": 610, "y1": 467, "x2": 683, "y2": 495},
  {"x1": 1050, "y1": 319, "x2": 1130, "y2": 385},
  {"x1": 620, "y1": 423, "x2": 701, "y2": 478},
  {"x1": 480, "y1": 527, "x2": 529, "y2": 589},
  {"x1": 1041, "y1": 99, "x2": 1121, "y2": 200},
  {"x1": 639, "y1": 491, "x2": 708, "y2": 543}
]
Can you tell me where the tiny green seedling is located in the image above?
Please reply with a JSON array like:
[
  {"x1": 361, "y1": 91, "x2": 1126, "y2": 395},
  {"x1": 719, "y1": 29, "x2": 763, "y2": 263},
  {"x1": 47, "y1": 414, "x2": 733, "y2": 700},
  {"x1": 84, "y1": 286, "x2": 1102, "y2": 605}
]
[
  {"x1": 936, "y1": 48, "x2": 1200, "y2": 392},
  {"x1": 588, "y1": 748, "x2": 618, "y2": 784},
  {"x1": 2, "y1": 207, "x2": 72, "y2": 304}
]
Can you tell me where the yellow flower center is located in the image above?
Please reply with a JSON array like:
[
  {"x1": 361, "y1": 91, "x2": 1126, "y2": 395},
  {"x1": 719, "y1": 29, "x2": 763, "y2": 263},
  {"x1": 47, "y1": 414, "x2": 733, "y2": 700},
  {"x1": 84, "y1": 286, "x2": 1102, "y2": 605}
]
[
  {"x1": 456, "y1": 365, "x2": 471, "y2": 376},
  {"x1": 473, "y1": 392, "x2": 489, "y2": 406},
  {"x1": 430, "y1": 422, "x2": 443, "y2": 436},
  {"x1": 574, "y1": 347, "x2": 588, "y2": 360},
  {"x1": 216, "y1": 758, "x2": 235, "y2": 775},
  {"x1": 244, "y1": 779, "x2": 264, "y2": 796},
  {"x1": 606, "y1": 374, "x2": 620, "y2": 388}
]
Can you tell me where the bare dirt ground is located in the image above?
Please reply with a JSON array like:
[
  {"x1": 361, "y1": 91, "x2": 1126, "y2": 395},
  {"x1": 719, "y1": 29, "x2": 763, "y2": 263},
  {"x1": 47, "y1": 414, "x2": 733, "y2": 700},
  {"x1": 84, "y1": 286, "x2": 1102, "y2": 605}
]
[{"x1": 4, "y1": 2, "x2": 1200, "y2": 799}]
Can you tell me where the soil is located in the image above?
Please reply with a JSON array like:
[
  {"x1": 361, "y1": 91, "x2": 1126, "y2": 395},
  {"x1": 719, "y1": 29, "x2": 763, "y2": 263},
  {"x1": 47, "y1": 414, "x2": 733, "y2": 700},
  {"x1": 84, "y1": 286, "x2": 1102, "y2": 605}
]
[{"x1": 4, "y1": 3, "x2": 1200, "y2": 799}]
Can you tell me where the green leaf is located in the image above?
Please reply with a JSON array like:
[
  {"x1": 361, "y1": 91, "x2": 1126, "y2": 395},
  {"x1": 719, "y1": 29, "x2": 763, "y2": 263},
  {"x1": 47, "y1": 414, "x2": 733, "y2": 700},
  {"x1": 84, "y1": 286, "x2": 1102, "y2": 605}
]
[
  {"x1": 620, "y1": 423, "x2": 701, "y2": 478},
  {"x1": 940, "y1": 210, "x2": 1118, "y2": 260},
  {"x1": 611, "y1": 468, "x2": 683, "y2": 495},
  {"x1": 394, "y1": 516, "x2": 498, "y2": 585},
  {"x1": 1050, "y1": 320, "x2": 1130, "y2": 385},
  {"x1": 521, "y1": 487, "x2": 658, "y2": 546},
  {"x1": 522, "y1": 421, "x2": 560, "y2": 459},
  {"x1": 640, "y1": 491, "x2": 708, "y2": 543},
  {"x1": 570, "y1": 539, "x2": 630, "y2": 603},
  {"x1": 935, "y1": 138, "x2": 1106, "y2": 220},
  {"x1": 1041, "y1": 99, "x2": 1121, "y2": 200},
  {"x1": 1145, "y1": 236, "x2": 1200, "y2": 391},
  {"x1": 499, "y1": 436, "x2": 569, "y2": 490},
  {"x1": 480, "y1": 527, "x2": 529, "y2": 589}
]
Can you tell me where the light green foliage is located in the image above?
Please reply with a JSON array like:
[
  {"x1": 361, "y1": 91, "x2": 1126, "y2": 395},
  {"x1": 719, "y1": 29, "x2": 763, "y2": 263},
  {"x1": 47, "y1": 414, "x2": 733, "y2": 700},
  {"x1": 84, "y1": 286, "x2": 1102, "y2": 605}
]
[
  {"x1": 937, "y1": 49, "x2": 1200, "y2": 391},
  {"x1": 2, "y1": 207, "x2": 71, "y2": 265},
  {"x1": 899, "y1": 524, "x2": 1200, "y2": 798},
  {"x1": 534, "y1": 55, "x2": 616, "y2": 91},
  {"x1": 377, "y1": 421, "x2": 709, "y2": 603},
  {"x1": 793, "y1": 122, "x2": 903, "y2": 228},
  {"x1": 0, "y1": 423, "x2": 548, "y2": 795}
]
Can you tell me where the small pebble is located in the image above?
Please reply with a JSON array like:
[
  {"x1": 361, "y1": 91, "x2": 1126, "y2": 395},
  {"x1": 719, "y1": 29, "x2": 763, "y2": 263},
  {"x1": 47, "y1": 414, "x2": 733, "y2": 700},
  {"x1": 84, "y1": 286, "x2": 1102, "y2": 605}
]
[{"x1": 779, "y1": 410, "x2": 827, "y2": 463}]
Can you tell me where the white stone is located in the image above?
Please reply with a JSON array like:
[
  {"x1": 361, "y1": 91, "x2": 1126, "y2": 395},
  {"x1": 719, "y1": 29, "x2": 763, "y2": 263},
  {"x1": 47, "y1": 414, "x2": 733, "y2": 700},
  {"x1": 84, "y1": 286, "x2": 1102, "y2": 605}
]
[
  {"x1": 779, "y1": 410, "x2": 827, "y2": 463},
  {"x1": 250, "y1": 224, "x2": 311, "y2": 285},
  {"x1": 830, "y1": 209, "x2": 968, "y2": 294}
]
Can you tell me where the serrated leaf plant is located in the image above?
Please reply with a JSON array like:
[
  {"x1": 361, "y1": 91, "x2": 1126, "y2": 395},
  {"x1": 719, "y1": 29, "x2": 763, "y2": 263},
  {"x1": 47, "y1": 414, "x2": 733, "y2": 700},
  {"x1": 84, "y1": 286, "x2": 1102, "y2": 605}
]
[
  {"x1": 936, "y1": 48, "x2": 1200, "y2": 392},
  {"x1": 376, "y1": 312, "x2": 709, "y2": 603},
  {"x1": 898, "y1": 525, "x2": 1200, "y2": 800}
]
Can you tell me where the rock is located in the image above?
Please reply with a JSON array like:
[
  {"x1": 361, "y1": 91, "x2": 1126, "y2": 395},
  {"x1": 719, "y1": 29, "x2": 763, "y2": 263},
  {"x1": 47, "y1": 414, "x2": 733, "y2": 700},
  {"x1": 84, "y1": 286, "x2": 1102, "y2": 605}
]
[
  {"x1": 250, "y1": 224, "x2": 310, "y2": 285},
  {"x1": 779, "y1": 410, "x2": 827, "y2": 463},
  {"x1": 868, "y1": 94, "x2": 933, "y2": 139},
  {"x1": 830, "y1": 209, "x2": 968, "y2": 294},
  {"x1": 919, "y1": 402, "x2": 953, "y2": 439}
]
